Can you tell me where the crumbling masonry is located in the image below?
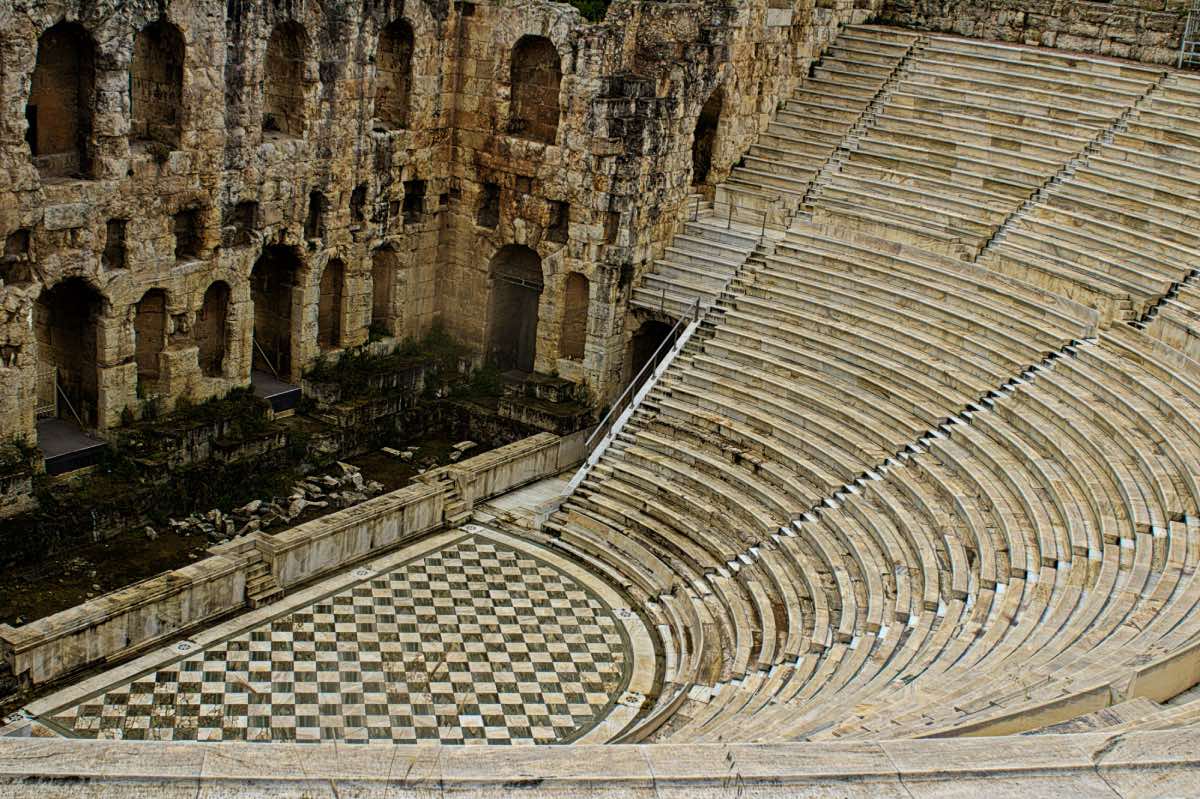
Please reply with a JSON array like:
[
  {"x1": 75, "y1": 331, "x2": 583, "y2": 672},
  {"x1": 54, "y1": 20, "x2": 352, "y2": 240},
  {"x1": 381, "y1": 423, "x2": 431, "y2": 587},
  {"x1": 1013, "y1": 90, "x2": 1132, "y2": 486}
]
[{"x1": 0, "y1": 0, "x2": 1177, "y2": 445}]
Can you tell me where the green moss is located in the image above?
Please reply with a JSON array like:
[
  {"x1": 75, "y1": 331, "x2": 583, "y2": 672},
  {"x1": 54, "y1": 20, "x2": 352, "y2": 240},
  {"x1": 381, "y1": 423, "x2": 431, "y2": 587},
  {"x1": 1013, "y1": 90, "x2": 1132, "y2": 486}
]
[
  {"x1": 306, "y1": 323, "x2": 471, "y2": 401},
  {"x1": 569, "y1": 0, "x2": 610, "y2": 21},
  {"x1": 114, "y1": 388, "x2": 272, "y2": 461},
  {"x1": 0, "y1": 439, "x2": 36, "y2": 474}
]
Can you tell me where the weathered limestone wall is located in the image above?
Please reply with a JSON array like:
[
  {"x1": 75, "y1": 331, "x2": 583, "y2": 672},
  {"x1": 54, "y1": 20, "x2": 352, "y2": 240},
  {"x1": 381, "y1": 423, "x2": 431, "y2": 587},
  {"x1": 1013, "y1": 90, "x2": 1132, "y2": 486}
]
[
  {"x1": 879, "y1": 0, "x2": 1188, "y2": 64},
  {"x1": 437, "y1": 0, "x2": 878, "y2": 396},
  {"x1": 0, "y1": 0, "x2": 453, "y2": 444},
  {"x1": 0, "y1": 0, "x2": 879, "y2": 447}
]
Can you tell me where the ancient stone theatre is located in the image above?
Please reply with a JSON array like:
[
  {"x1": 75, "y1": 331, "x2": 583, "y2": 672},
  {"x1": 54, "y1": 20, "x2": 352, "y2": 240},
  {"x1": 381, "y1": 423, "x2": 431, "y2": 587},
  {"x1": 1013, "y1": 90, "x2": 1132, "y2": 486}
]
[{"x1": 0, "y1": 0, "x2": 1198, "y2": 795}]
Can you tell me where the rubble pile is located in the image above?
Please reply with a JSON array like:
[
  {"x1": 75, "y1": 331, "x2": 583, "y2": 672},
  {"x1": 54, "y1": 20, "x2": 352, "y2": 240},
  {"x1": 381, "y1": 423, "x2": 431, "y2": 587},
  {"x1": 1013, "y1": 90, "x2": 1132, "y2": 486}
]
[{"x1": 163, "y1": 462, "x2": 385, "y2": 545}]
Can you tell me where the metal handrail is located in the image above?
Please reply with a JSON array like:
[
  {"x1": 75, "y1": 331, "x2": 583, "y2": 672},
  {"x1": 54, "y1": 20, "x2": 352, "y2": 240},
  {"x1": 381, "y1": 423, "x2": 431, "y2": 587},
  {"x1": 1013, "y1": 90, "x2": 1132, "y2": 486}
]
[
  {"x1": 689, "y1": 195, "x2": 788, "y2": 236},
  {"x1": 584, "y1": 296, "x2": 701, "y2": 451},
  {"x1": 55, "y1": 379, "x2": 85, "y2": 429},
  {"x1": 1182, "y1": 0, "x2": 1200, "y2": 68},
  {"x1": 252, "y1": 333, "x2": 281, "y2": 379}
]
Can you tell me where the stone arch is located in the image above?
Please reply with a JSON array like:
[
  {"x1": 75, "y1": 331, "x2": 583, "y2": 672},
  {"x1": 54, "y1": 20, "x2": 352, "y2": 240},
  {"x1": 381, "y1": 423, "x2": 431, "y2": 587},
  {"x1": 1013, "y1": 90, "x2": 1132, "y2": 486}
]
[
  {"x1": 250, "y1": 245, "x2": 302, "y2": 377},
  {"x1": 318, "y1": 258, "x2": 345, "y2": 350},
  {"x1": 371, "y1": 246, "x2": 398, "y2": 334},
  {"x1": 131, "y1": 19, "x2": 185, "y2": 149},
  {"x1": 197, "y1": 281, "x2": 230, "y2": 378},
  {"x1": 264, "y1": 21, "x2": 308, "y2": 138},
  {"x1": 35, "y1": 278, "x2": 103, "y2": 426},
  {"x1": 134, "y1": 288, "x2": 168, "y2": 394},
  {"x1": 487, "y1": 244, "x2": 544, "y2": 372},
  {"x1": 510, "y1": 36, "x2": 561, "y2": 145},
  {"x1": 692, "y1": 88, "x2": 724, "y2": 186},
  {"x1": 27, "y1": 22, "x2": 96, "y2": 178},
  {"x1": 559, "y1": 272, "x2": 589, "y2": 361},
  {"x1": 375, "y1": 19, "x2": 414, "y2": 131}
]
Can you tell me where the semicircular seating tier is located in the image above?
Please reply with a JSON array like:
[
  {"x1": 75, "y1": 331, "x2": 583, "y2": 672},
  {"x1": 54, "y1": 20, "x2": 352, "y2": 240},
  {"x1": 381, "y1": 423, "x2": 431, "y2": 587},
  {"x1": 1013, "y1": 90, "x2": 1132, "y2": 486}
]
[{"x1": 578, "y1": 26, "x2": 1200, "y2": 743}]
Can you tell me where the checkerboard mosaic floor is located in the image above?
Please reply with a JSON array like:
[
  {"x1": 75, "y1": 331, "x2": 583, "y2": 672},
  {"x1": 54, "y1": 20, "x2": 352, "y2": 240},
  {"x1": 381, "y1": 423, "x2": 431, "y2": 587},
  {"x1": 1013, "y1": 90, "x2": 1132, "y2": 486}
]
[{"x1": 42, "y1": 533, "x2": 636, "y2": 745}]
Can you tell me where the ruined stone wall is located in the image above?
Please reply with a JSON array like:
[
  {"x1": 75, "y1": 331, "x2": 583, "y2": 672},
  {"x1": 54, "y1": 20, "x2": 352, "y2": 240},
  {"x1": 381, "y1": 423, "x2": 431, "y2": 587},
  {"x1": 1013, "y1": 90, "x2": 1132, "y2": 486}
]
[
  {"x1": 437, "y1": 0, "x2": 879, "y2": 398},
  {"x1": 0, "y1": 0, "x2": 878, "y2": 448},
  {"x1": 879, "y1": 0, "x2": 1187, "y2": 64},
  {"x1": 0, "y1": 0, "x2": 454, "y2": 444}
]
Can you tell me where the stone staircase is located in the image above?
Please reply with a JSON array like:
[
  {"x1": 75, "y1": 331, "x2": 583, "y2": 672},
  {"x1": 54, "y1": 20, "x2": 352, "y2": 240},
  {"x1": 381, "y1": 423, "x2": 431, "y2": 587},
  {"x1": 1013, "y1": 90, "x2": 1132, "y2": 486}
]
[
  {"x1": 630, "y1": 25, "x2": 923, "y2": 321},
  {"x1": 245, "y1": 560, "x2": 283, "y2": 609}
]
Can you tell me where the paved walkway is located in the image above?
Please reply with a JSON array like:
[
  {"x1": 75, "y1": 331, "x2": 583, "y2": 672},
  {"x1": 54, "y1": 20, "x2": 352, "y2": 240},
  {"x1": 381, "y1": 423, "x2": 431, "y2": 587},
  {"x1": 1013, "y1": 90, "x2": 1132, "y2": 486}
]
[{"x1": 27, "y1": 525, "x2": 655, "y2": 746}]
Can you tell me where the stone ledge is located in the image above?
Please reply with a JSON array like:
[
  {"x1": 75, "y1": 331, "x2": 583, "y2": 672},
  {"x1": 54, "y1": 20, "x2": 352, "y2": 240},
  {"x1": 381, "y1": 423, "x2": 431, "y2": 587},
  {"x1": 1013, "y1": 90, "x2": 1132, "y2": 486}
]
[{"x1": 0, "y1": 730, "x2": 1193, "y2": 796}]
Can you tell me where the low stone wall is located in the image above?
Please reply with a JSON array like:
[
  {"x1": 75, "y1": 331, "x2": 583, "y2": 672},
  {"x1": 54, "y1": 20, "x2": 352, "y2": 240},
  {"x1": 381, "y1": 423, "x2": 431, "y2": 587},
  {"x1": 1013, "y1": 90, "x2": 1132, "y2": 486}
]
[
  {"x1": 260, "y1": 483, "x2": 445, "y2": 590},
  {"x1": 422, "y1": 431, "x2": 589, "y2": 511},
  {"x1": 0, "y1": 555, "x2": 245, "y2": 687},
  {"x1": 878, "y1": 0, "x2": 1187, "y2": 65},
  {"x1": 0, "y1": 729, "x2": 1194, "y2": 796},
  {"x1": 0, "y1": 430, "x2": 587, "y2": 687}
]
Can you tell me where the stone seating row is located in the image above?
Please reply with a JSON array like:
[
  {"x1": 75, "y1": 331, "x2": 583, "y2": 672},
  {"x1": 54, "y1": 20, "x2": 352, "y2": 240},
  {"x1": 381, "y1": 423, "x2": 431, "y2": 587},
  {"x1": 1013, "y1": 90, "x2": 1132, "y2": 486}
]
[
  {"x1": 553, "y1": 223, "x2": 1113, "y2": 738},
  {"x1": 561, "y1": 31, "x2": 1200, "y2": 744},
  {"x1": 810, "y1": 35, "x2": 1162, "y2": 257},
  {"x1": 785, "y1": 332, "x2": 1200, "y2": 741},
  {"x1": 562, "y1": 269, "x2": 1200, "y2": 744},
  {"x1": 1144, "y1": 280, "x2": 1200, "y2": 363},
  {"x1": 686, "y1": 333, "x2": 1200, "y2": 734},
  {"x1": 717, "y1": 25, "x2": 920, "y2": 219},
  {"x1": 978, "y1": 74, "x2": 1200, "y2": 325},
  {"x1": 631, "y1": 26, "x2": 920, "y2": 318}
]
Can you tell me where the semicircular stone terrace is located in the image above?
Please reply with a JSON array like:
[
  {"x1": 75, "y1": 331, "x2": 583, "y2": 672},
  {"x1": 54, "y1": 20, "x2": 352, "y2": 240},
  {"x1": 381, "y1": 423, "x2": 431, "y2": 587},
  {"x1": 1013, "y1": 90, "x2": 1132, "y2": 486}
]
[
  {"x1": 32, "y1": 528, "x2": 655, "y2": 745},
  {"x1": 10, "y1": 20, "x2": 1200, "y2": 794}
]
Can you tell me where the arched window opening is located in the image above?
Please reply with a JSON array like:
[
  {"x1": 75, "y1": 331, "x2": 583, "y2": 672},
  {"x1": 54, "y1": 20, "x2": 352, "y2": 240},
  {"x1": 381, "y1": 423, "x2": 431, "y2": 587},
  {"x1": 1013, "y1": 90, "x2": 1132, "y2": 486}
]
[
  {"x1": 251, "y1": 245, "x2": 302, "y2": 377},
  {"x1": 35, "y1": 278, "x2": 103, "y2": 426},
  {"x1": 131, "y1": 20, "x2": 185, "y2": 149},
  {"x1": 264, "y1": 22, "x2": 308, "y2": 138},
  {"x1": 559, "y1": 273, "x2": 588, "y2": 361},
  {"x1": 375, "y1": 20, "x2": 414, "y2": 131},
  {"x1": 487, "y1": 244, "x2": 543, "y2": 372},
  {"x1": 305, "y1": 191, "x2": 326, "y2": 240},
  {"x1": 197, "y1": 281, "x2": 230, "y2": 378},
  {"x1": 318, "y1": 259, "x2": 345, "y2": 349},
  {"x1": 692, "y1": 89, "x2": 723, "y2": 186},
  {"x1": 134, "y1": 289, "x2": 168, "y2": 395},
  {"x1": 510, "y1": 36, "x2": 561, "y2": 145},
  {"x1": 27, "y1": 23, "x2": 96, "y2": 178},
  {"x1": 1, "y1": 230, "x2": 33, "y2": 286},
  {"x1": 371, "y1": 247, "x2": 397, "y2": 335}
]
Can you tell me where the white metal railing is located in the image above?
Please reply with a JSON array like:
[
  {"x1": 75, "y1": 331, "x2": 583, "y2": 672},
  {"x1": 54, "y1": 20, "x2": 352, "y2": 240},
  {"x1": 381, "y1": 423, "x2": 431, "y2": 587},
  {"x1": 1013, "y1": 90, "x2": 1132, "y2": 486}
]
[
  {"x1": 252, "y1": 333, "x2": 282, "y2": 379},
  {"x1": 1182, "y1": 0, "x2": 1200, "y2": 68},
  {"x1": 565, "y1": 297, "x2": 702, "y2": 494},
  {"x1": 35, "y1": 366, "x2": 57, "y2": 419}
]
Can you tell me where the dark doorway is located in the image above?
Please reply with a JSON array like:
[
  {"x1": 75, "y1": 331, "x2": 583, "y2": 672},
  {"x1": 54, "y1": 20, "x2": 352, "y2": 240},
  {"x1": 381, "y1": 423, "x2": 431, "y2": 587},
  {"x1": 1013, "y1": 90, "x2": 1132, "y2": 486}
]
[
  {"x1": 510, "y1": 36, "x2": 561, "y2": 145},
  {"x1": 134, "y1": 289, "x2": 168, "y2": 395},
  {"x1": 264, "y1": 22, "x2": 308, "y2": 137},
  {"x1": 487, "y1": 245, "x2": 543, "y2": 372},
  {"x1": 630, "y1": 320, "x2": 673, "y2": 380},
  {"x1": 131, "y1": 20, "x2": 185, "y2": 149},
  {"x1": 35, "y1": 278, "x2": 103, "y2": 426},
  {"x1": 375, "y1": 19, "x2": 414, "y2": 131},
  {"x1": 371, "y1": 246, "x2": 397, "y2": 335},
  {"x1": 560, "y1": 272, "x2": 589, "y2": 361},
  {"x1": 318, "y1": 259, "x2": 344, "y2": 349},
  {"x1": 250, "y1": 245, "x2": 302, "y2": 377}
]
